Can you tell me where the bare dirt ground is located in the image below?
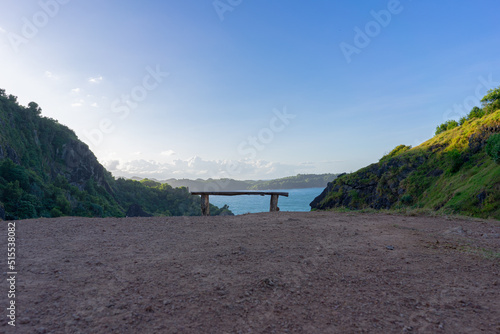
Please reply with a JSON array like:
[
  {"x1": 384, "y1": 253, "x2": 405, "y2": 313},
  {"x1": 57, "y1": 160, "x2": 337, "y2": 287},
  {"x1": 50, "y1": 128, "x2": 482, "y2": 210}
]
[{"x1": 1, "y1": 212, "x2": 499, "y2": 333}]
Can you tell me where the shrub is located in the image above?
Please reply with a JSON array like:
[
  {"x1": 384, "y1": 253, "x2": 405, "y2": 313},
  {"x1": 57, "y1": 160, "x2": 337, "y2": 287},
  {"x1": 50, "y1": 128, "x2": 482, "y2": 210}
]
[
  {"x1": 448, "y1": 149, "x2": 464, "y2": 173},
  {"x1": 468, "y1": 106, "x2": 485, "y2": 120},
  {"x1": 481, "y1": 87, "x2": 500, "y2": 106},
  {"x1": 435, "y1": 123, "x2": 447, "y2": 135},
  {"x1": 0, "y1": 159, "x2": 30, "y2": 190},
  {"x1": 55, "y1": 195, "x2": 71, "y2": 214},
  {"x1": 18, "y1": 200, "x2": 37, "y2": 219},
  {"x1": 401, "y1": 194, "x2": 413, "y2": 205},
  {"x1": 435, "y1": 120, "x2": 459, "y2": 135},
  {"x1": 481, "y1": 86, "x2": 500, "y2": 114},
  {"x1": 381, "y1": 144, "x2": 412, "y2": 161},
  {"x1": 486, "y1": 133, "x2": 500, "y2": 164},
  {"x1": 50, "y1": 207, "x2": 63, "y2": 218},
  {"x1": 446, "y1": 120, "x2": 459, "y2": 130}
]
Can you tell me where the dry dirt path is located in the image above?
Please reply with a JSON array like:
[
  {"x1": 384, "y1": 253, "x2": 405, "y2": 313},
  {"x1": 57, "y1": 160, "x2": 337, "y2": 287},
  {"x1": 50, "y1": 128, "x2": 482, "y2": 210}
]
[{"x1": 1, "y1": 212, "x2": 499, "y2": 333}]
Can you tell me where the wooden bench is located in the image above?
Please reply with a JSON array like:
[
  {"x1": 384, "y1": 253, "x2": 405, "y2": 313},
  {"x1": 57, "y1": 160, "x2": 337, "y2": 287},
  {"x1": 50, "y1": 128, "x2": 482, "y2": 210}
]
[{"x1": 190, "y1": 191, "x2": 289, "y2": 216}]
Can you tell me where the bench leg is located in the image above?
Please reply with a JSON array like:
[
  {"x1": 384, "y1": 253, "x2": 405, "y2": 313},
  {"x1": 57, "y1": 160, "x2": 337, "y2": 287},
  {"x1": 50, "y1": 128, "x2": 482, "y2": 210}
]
[
  {"x1": 270, "y1": 194, "x2": 279, "y2": 212},
  {"x1": 201, "y1": 194, "x2": 210, "y2": 216}
]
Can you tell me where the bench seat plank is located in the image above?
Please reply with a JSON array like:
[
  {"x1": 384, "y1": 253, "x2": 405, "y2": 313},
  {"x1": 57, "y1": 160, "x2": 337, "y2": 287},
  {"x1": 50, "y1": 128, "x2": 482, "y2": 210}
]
[{"x1": 191, "y1": 191, "x2": 289, "y2": 197}]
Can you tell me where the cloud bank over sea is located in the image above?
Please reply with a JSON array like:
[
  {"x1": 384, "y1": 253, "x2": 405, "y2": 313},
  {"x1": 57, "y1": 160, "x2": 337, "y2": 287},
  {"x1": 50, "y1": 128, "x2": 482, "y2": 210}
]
[{"x1": 104, "y1": 156, "x2": 320, "y2": 180}]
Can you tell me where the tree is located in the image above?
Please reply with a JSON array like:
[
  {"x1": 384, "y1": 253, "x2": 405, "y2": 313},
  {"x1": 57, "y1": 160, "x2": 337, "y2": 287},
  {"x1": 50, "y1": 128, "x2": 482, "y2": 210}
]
[
  {"x1": 435, "y1": 123, "x2": 447, "y2": 135},
  {"x1": 28, "y1": 102, "x2": 42, "y2": 116},
  {"x1": 468, "y1": 106, "x2": 485, "y2": 120},
  {"x1": 7, "y1": 95, "x2": 18, "y2": 103},
  {"x1": 435, "y1": 120, "x2": 458, "y2": 135},
  {"x1": 446, "y1": 120, "x2": 459, "y2": 130},
  {"x1": 481, "y1": 87, "x2": 500, "y2": 105},
  {"x1": 0, "y1": 159, "x2": 30, "y2": 190},
  {"x1": 481, "y1": 86, "x2": 500, "y2": 113}
]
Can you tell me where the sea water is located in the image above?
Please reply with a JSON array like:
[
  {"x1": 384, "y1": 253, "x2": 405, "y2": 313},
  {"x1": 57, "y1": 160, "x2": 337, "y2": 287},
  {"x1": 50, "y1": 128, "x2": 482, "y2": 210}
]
[{"x1": 209, "y1": 188, "x2": 324, "y2": 215}]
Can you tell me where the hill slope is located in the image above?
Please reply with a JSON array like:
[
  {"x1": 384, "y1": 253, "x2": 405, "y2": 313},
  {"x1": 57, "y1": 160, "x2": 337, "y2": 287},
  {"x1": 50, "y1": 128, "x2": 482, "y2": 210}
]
[
  {"x1": 0, "y1": 89, "x2": 231, "y2": 219},
  {"x1": 311, "y1": 89, "x2": 500, "y2": 220}
]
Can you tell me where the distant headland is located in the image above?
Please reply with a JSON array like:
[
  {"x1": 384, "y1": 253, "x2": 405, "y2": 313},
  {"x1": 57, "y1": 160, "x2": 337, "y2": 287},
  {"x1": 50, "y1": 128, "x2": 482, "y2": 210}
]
[{"x1": 130, "y1": 174, "x2": 339, "y2": 191}]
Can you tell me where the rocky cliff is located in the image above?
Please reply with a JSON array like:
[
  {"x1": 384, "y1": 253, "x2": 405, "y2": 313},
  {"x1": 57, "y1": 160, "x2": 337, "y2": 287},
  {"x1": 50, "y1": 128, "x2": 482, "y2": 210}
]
[
  {"x1": 0, "y1": 95, "x2": 112, "y2": 191},
  {"x1": 310, "y1": 153, "x2": 427, "y2": 210}
]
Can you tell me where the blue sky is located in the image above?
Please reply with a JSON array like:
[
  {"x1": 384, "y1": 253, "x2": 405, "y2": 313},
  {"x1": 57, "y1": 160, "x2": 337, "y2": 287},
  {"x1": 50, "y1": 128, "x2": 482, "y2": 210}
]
[{"x1": 1, "y1": 0, "x2": 499, "y2": 180}]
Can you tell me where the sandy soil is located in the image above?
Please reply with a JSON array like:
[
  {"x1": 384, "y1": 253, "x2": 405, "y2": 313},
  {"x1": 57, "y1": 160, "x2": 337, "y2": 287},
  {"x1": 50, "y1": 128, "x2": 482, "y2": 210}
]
[{"x1": 1, "y1": 212, "x2": 499, "y2": 333}]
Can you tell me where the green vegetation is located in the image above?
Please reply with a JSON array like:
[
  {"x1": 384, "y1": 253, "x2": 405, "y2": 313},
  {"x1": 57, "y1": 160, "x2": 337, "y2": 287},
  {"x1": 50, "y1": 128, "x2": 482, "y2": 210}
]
[
  {"x1": 381, "y1": 144, "x2": 412, "y2": 161},
  {"x1": 435, "y1": 120, "x2": 459, "y2": 135},
  {"x1": 435, "y1": 86, "x2": 500, "y2": 136},
  {"x1": 481, "y1": 87, "x2": 500, "y2": 113},
  {"x1": 486, "y1": 133, "x2": 500, "y2": 164},
  {"x1": 312, "y1": 86, "x2": 500, "y2": 220},
  {"x1": 0, "y1": 89, "x2": 231, "y2": 219}
]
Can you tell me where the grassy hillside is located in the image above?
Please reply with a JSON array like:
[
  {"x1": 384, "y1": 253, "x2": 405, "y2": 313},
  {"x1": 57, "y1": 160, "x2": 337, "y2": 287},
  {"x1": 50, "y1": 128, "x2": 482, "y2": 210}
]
[
  {"x1": 311, "y1": 87, "x2": 500, "y2": 220},
  {"x1": 0, "y1": 89, "x2": 231, "y2": 219}
]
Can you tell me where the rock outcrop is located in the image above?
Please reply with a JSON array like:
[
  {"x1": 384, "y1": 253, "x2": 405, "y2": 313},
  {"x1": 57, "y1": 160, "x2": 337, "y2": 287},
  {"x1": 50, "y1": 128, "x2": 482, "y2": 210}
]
[
  {"x1": 0, "y1": 144, "x2": 20, "y2": 164},
  {"x1": 311, "y1": 154, "x2": 427, "y2": 210},
  {"x1": 59, "y1": 140, "x2": 113, "y2": 192}
]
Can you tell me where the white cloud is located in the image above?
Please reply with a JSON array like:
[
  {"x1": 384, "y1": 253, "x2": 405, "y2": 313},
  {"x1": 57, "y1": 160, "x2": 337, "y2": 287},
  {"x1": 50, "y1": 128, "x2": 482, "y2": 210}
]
[
  {"x1": 71, "y1": 88, "x2": 81, "y2": 94},
  {"x1": 44, "y1": 71, "x2": 59, "y2": 80},
  {"x1": 88, "y1": 76, "x2": 103, "y2": 84},
  {"x1": 91, "y1": 102, "x2": 99, "y2": 108},
  {"x1": 71, "y1": 99, "x2": 84, "y2": 107},
  {"x1": 105, "y1": 160, "x2": 120, "y2": 170},
  {"x1": 0, "y1": 26, "x2": 6, "y2": 34},
  {"x1": 107, "y1": 157, "x2": 312, "y2": 180},
  {"x1": 161, "y1": 150, "x2": 176, "y2": 156}
]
